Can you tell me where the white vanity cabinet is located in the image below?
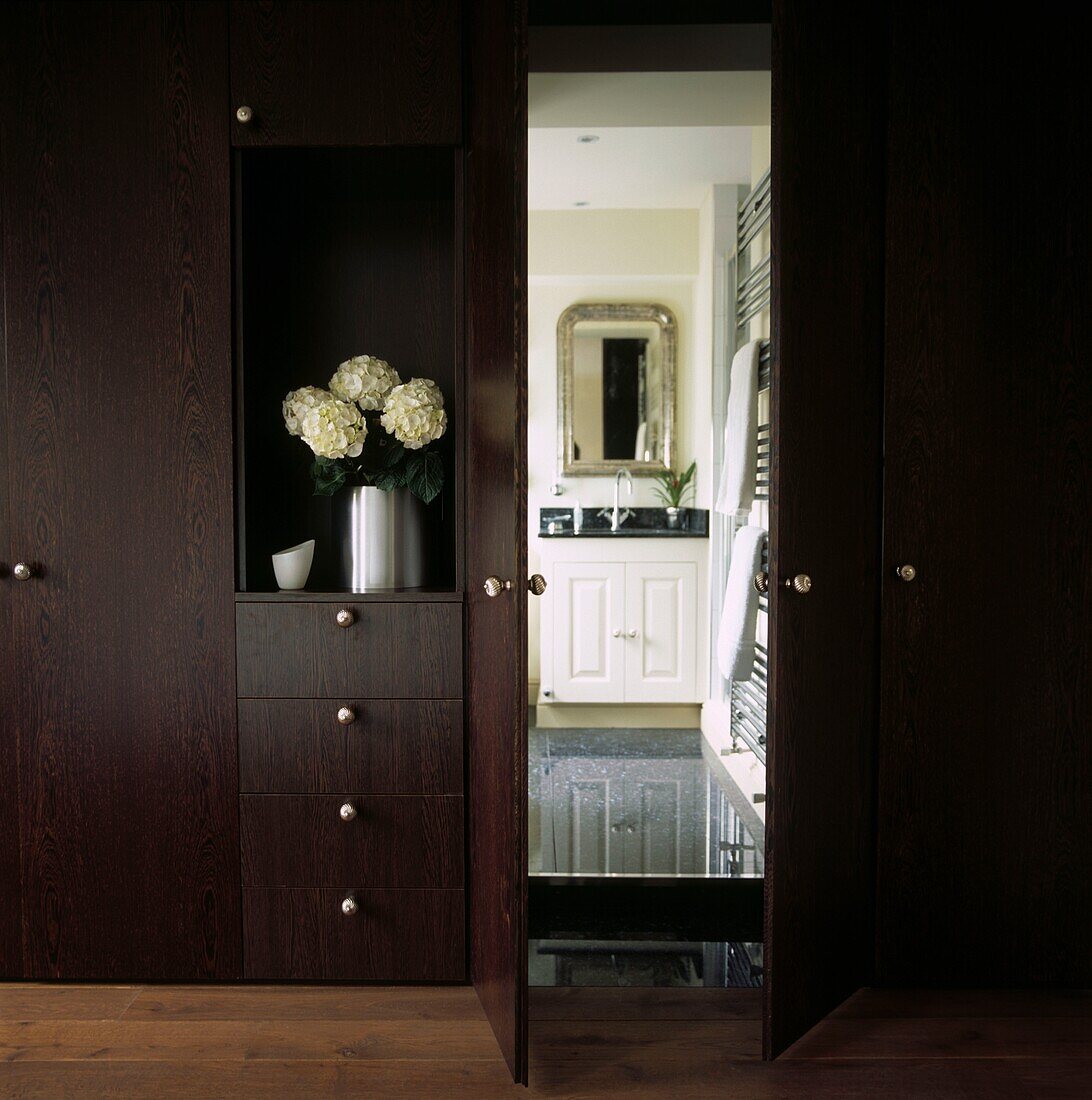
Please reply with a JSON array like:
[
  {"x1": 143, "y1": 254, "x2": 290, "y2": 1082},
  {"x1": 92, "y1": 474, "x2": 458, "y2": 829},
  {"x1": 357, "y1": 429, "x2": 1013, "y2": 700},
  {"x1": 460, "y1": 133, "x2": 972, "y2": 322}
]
[{"x1": 539, "y1": 538, "x2": 707, "y2": 706}]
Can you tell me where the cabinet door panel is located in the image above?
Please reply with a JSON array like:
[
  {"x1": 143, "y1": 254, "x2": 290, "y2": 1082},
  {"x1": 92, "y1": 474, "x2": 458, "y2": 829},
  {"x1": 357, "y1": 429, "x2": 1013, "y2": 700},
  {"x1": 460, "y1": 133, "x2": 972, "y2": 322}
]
[
  {"x1": 230, "y1": 0, "x2": 461, "y2": 146},
  {"x1": 542, "y1": 759, "x2": 626, "y2": 874},
  {"x1": 2, "y1": 2, "x2": 240, "y2": 980},
  {"x1": 622, "y1": 761, "x2": 704, "y2": 875},
  {"x1": 552, "y1": 563, "x2": 626, "y2": 703},
  {"x1": 624, "y1": 562, "x2": 697, "y2": 703}
]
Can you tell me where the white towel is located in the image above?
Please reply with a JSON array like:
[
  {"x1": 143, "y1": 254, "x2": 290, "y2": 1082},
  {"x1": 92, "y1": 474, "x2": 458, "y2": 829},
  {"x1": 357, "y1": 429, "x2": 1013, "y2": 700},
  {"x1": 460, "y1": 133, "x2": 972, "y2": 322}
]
[
  {"x1": 715, "y1": 340, "x2": 762, "y2": 516},
  {"x1": 717, "y1": 525, "x2": 766, "y2": 682}
]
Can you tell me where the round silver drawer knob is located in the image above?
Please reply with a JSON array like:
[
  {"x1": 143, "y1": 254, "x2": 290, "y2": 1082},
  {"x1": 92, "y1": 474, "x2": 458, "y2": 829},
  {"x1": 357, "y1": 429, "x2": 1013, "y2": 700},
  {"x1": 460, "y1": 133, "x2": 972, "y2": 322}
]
[
  {"x1": 528, "y1": 574, "x2": 547, "y2": 596},
  {"x1": 753, "y1": 571, "x2": 769, "y2": 594},
  {"x1": 897, "y1": 563, "x2": 917, "y2": 582},
  {"x1": 235, "y1": 105, "x2": 253, "y2": 124},
  {"x1": 339, "y1": 802, "x2": 357, "y2": 822},
  {"x1": 627, "y1": 629, "x2": 638, "y2": 638},
  {"x1": 483, "y1": 576, "x2": 512, "y2": 598},
  {"x1": 13, "y1": 562, "x2": 34, "y2": 581},
  {"x1": 341, "y1": 896, "x2": 358, "y2": 916},
  {"x1": 336, "y1": 608, "x2": 354, "y2": 628},
  {"x1": 337, "y1": 706, "x2": 356, "y2": 725},
  {"x1": 612, "y1": 628, "x2": 622, "y2": 637},
  {"x1": 785, "y1": 573, "x2": 812, "y2": 594}
]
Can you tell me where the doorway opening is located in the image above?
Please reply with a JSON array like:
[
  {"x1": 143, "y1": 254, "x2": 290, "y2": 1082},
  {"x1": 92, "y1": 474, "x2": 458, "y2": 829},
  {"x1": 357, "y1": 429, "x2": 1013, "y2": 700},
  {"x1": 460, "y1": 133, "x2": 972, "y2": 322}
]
[{"x1": 525, "y1": 16, "x2": 772, "y2": 989}]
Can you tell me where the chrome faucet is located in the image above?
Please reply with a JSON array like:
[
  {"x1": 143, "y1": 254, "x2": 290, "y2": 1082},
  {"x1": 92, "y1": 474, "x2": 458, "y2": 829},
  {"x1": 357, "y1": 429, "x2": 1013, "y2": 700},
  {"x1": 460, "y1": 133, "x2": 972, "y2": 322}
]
[{"x1": 600, "y1": 468, "x2": 633, "y2": 531}]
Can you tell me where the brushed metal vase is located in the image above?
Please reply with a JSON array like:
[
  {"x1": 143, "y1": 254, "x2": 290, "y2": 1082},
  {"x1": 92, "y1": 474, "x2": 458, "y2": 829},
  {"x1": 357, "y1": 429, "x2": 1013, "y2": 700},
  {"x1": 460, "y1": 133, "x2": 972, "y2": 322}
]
[{"x1": 333, "y1": 486, "x2": 425, "y2": 591}]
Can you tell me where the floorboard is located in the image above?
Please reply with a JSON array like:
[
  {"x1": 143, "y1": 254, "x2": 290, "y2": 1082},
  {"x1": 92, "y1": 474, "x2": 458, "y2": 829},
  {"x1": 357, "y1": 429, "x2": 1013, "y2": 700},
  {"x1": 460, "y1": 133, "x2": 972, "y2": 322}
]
[{"x1": 0, "y1": 984, "x2": 1088, "y2": 1098}]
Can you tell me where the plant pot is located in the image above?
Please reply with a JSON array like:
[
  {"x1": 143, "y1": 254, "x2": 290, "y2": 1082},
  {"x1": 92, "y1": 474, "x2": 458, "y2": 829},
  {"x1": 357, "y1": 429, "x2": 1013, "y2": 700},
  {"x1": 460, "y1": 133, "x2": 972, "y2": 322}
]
[
  {"x1": 665, "y1": 506, "x2": 682, "y2": 529},
  {"x1": 332, "y1": 486, "x2": 426, "y2": 591}
]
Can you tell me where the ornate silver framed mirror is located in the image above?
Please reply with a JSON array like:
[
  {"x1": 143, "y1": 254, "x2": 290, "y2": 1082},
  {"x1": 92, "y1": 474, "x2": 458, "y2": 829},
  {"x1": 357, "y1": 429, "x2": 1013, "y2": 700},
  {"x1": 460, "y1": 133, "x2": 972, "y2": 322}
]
[{"x1": 557, "y1": 302, "x2": 677, "y2": 477}]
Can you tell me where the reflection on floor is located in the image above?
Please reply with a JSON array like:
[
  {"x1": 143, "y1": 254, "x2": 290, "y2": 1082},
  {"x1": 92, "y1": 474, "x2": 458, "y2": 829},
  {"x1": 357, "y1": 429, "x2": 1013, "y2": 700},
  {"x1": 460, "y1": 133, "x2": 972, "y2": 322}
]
[
  {"x1": 529, "y1": 728, "x2": 764, "y2": 877},
  {"x1": 529, "y1": 939, "x2": 762, "y2": 989},
  {"x1": 529, "y1": 727, "x2": 765, "y2": 989}
]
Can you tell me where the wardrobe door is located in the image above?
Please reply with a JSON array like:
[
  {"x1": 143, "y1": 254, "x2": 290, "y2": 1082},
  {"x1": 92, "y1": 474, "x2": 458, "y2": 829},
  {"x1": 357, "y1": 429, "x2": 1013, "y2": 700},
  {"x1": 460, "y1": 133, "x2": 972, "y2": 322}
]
[
  {"x1": 765, "y1": 0, "x2": 886, "y2": 1057},
  {"x1": 465, "y1": 0, "x2": 528, "y2": 1084},
  {"x1": 1, "y1": 2, "x2": 240, "y2": 979},
  {"x1": 229, "y1": 0, "x2": 461, "y2": 146},
  {"x1": 878, "y1": 4, "x2": 1091, "y2": 985}
]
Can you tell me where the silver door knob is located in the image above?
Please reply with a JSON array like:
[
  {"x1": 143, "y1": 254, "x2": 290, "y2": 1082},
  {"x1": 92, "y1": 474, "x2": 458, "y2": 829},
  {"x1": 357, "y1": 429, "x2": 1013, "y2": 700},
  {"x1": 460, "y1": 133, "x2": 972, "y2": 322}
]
[
  {"x1": 336, "y1": 608, "x2": 354, "y2": 628},
  {"x1": 339, "y1": 802, "x2": 357, "y2": 822},
  {"x1": 612, "y1": 628, "x2": 622, "y2": 637},
  {"x1": 528, "y1": 574, "x2": 547, "y2": 596},
  {"x1": 896, "y1": 563, "x2": 917, "y2": 582},
  {"x1": 753, "y1": 571, "x2": 769, "y2": 594},
  {"x1": 337, "y1": 706, "x2": 356, "y2": 725},
  {"x1": 341, "y1": 896, "x2": 358, "y2": 916},
  {"x1": 12, "y1": 562, "x2": 34, "y2": 581},
  {"x1": 483, "y1": 576, "x2": 512, "y2": 597},
  {"x1": 627, "y1": 629, "x2": 638, "y2": 638},
  {"x1": 235, "y1": 105, "x2": 253, "y2": 124},
  {"x1": 784, "y1": 574, "x2": 812, "y2": 594}
]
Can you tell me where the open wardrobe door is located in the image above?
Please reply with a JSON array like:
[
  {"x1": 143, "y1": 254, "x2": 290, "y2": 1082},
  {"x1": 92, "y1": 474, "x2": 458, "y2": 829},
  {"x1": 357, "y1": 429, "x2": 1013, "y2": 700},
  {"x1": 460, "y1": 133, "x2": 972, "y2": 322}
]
[
  {"x1": 764, "y1": 0, "x2": 886, "y2": 1057},
  {"x1": 465, "y1": 0, "x2": 529, "y2": 1084}
]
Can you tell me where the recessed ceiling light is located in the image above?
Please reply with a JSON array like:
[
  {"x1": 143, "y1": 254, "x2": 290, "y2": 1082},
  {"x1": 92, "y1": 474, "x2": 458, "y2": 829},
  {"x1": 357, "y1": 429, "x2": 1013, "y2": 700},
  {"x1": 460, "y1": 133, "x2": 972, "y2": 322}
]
[
  {"x1": 576, "y1": 134, "x2": 599, "y2": 144},
  {"x1": 573, "y1": 201, "x2": 590, "y2": 207}
]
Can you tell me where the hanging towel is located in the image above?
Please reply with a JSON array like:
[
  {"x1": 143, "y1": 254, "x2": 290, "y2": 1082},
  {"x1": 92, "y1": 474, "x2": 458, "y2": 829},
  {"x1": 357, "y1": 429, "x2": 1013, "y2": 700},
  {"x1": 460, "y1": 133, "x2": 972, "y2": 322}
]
[
  {"x1": 715, "y1": 339, "x2": 762, "y2": 516},
  {"x1": 717, "y1": 525, "x2": 766, "y2": 682}
]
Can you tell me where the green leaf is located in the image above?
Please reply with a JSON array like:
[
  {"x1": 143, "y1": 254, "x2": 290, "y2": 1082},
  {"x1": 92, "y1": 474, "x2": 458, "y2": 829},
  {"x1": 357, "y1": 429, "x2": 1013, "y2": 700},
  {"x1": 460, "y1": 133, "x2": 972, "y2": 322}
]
[
  {"x1": 375, "y1": 470, "x2": 405, "y2": 492},
  {"x1": 380, "y1": 440, "x2": 406, "y2": 469},
  {"x1": 310, "y1": 457, "x2": 347, "y2": 497},
  {"x1": 407, "y1": 450, "x2": 444, "y2": 504}
]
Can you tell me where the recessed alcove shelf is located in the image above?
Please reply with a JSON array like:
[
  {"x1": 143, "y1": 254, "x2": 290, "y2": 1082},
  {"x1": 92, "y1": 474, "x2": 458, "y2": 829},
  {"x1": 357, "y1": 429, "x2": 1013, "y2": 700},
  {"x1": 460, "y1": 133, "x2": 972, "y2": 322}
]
[
  {"x1": 235, "y1": 589, "x2": 463, "y2": 603},
  {"x1": 234, "y1": 146, "x2": 462, "y2": 595}
]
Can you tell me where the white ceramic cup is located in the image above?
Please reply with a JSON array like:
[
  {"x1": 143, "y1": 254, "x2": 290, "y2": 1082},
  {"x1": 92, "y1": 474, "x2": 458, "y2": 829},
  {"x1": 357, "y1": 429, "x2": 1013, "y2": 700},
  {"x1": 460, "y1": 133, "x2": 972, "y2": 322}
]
[{"x1": 272, "y1": 539, "x2": 315, "y2": 590}]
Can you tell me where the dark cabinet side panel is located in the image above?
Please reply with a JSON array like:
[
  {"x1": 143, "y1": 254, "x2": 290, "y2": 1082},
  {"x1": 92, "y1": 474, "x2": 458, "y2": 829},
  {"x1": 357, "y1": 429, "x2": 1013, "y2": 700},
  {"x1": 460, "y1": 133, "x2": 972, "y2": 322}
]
[
  {"x1": 230, "y1": 0, "x2": 461, "y2": 146},
  {"x1": 765, "y1": 0, "x2": 886, "y2": 1058},
  {"x1": 878, "y1": 3, "x2": 1092, "y2": 984},
  {"x1": 2, "y1": 2, "x2": 240, "y2": 979}
]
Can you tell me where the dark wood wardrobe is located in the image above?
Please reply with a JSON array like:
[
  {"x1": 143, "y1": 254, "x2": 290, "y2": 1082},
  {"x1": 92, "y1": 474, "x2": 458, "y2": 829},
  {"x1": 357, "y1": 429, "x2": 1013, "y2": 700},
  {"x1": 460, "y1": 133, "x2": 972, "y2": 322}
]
[{"x1": 1, "y1": 0, "x2": 1088, "y2": 1085}]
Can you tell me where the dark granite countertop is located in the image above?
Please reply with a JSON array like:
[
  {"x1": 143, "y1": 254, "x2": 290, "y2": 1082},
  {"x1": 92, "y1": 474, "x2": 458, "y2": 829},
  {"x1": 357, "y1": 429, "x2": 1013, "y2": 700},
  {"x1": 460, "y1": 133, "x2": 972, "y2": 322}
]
[{"x1": 538, "y1": 507, "x2": 708, "y2": 538}]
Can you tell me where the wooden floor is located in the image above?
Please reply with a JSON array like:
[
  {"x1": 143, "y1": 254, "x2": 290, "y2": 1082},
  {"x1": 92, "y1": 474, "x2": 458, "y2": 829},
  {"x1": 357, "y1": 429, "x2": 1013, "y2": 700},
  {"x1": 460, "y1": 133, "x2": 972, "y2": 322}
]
[{"x1": 1, "y1": 983, "x2": 1090, "y2": 1097}]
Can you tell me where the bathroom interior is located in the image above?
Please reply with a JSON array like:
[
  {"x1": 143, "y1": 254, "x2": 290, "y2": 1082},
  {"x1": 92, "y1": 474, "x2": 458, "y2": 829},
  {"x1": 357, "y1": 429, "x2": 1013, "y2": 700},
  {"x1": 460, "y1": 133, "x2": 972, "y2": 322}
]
[{"x1": 526, "y1": 24, "x2": 771, "y2": 988}]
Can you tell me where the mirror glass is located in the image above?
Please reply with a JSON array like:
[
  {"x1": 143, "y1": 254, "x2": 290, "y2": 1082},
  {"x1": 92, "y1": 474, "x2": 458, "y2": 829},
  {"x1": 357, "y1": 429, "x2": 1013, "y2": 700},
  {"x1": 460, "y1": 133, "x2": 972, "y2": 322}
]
[{"x1": 558, "y1": 303, "x2": 676, "y2": 475}]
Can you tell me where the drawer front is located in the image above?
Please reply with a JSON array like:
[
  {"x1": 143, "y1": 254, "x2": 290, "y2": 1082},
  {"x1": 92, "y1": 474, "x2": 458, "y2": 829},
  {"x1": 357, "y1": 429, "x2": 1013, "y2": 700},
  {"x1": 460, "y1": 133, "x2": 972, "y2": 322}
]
[
  {"x1": 240, "y1": 795, "x2": 463, "y2": 888},
  {"x1": 243, "y1": 888, "x2": 465, "y2": 981},
  {"x1": 239, "y1": 699, "x2": 463, "y2": 794},
  {"x1": 236, "y1": 602, "x2": 463, "y2": 698}
]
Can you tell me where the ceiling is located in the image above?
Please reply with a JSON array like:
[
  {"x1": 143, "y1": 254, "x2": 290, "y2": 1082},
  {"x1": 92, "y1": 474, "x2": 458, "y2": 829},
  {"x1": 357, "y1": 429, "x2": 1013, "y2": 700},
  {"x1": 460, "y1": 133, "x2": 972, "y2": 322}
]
[{"x1": 528, "y1": 126, "x2": 754, "y2": 210}]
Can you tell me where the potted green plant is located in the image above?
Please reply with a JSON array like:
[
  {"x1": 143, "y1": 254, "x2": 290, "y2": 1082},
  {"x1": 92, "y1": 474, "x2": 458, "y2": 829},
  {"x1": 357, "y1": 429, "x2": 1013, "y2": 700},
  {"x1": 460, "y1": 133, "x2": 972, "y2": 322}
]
[{"x1": 650, "y1": 461, "x2": 696, "y2": 529}]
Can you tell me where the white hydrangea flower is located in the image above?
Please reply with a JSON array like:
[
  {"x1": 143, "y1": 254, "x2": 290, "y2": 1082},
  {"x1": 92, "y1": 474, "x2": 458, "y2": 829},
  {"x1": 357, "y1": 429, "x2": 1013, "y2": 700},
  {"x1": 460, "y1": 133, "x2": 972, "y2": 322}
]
[
  {"x1": 282, "y1": 386, "x2": 329, "y2": 437},
  {"x1": 299, "y1": 397, "x2": 367, "y2": 459},
  {"x1": 329, "y1": 355, "x2": 401, "y2": 412},
  {"x1": 380, "y1": 377, "x2": 447, "y2": 450}
]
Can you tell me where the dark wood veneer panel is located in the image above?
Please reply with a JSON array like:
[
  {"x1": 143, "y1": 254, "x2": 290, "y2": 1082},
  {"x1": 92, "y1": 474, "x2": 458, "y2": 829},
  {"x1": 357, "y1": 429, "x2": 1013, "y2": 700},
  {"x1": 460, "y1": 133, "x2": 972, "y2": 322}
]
[
  {"x1": 230, "y1": 0, "x2": 461, "y2": 146},
  {"x1": 2, "y1": 2, "x2": 240, "y2": 980},
  {"x1": 765, "y1": 0, "x2": 885, "y2": 1058},
  {"x1": 464, "y1": 0, "x2": 529, "y2": 1082},
  {"x1": 243, "y1": 888, "x2": 465, "y2": 981},
  {"x1": 240, "y1": 795, "x2": 464, "y2": 888},
  {"x1": 877, "y1": 5, "x2": 1092, "y2": 985},
  {"x1": 239, "y1": 699, "x2": 464, "y2": 794},
  {"x1": 236, "y1": 602, "x2": 462, "y2": 698}
]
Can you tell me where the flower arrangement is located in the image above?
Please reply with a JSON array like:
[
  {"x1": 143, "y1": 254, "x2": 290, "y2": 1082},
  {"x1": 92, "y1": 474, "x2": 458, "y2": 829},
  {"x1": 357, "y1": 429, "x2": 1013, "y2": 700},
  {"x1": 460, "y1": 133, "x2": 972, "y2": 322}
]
[
  {"x1": 283, "y1": 355, "x2": 447, "y2": 503},
  {"x1": 650, "y1": 460, "x2": 697, "y2": 509}
]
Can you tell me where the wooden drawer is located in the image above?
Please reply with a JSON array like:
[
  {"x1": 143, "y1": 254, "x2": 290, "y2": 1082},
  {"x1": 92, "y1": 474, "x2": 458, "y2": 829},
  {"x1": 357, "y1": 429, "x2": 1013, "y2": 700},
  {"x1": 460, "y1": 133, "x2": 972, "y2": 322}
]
[
  {"x1": 243, "y1": 887, "x2": 465, "y2": 981},
  {"x1": 236, "y1": 602, "x2": 462, "y2": 698},
  {"x1": 238, "y1": 699, "x2": 463, "y2": 794},
  {"x1": 240, "y1": 795, "x2": 463, "y2": 888}
]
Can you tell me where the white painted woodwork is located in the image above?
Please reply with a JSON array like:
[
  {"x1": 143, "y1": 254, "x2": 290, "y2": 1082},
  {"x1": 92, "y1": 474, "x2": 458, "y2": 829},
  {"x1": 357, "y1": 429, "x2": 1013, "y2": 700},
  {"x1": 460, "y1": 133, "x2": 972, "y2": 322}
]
[
  {"x1": 551, "y1": 562, "x2": 626, "y2": 703},
  {"x1": 624, "y1": 561, "x2": 697, "y2": 703}
]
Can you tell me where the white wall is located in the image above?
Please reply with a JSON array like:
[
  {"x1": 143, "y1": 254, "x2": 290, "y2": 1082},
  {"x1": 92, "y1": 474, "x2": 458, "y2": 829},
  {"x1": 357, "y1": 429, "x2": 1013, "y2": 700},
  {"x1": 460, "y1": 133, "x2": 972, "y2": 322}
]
[{"x1": 528, "y1": 208, "x2": 710, "y2": 681}]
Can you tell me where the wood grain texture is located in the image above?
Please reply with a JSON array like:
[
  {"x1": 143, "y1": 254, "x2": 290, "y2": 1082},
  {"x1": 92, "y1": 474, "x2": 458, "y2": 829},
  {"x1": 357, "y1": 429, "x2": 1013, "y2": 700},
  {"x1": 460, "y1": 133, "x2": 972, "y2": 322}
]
[
  {"x1": 242, "y1": 888, "x2": 465, "y2": 981},
  {"x1": 464, "y1": 0, "x2": 529, "y2": 1083},
  {"x1": 229, "y1": 0, "x2": 461, "y2": 146},
  {"x1": 2, "y1": 985, "x2": 1089, "y2": 1098},
  {"x1": 235, "y1": 148, "x2": 460, "y2": 592},
  {"x1": 0, "y1": 53, "x2": 20, "y2": 973},
  {"x1": 240, "y1": 795, "x2": 464, "y2": 887},
  {"x1": 236, "y1": 602, "x2": 463, "y2": 698},
  {"x1": 1, "y1": 1, "x2": 240, "y2": 979},
  {"x1": 877, "y1": 3, "x2": 1092, "y2": 987},
  {"x1": 239, "y1": 699, "x2": 463, "y2": 794},
  {"x1": 766, "y1": 0, "x2": 885, "y2": 1058}
]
